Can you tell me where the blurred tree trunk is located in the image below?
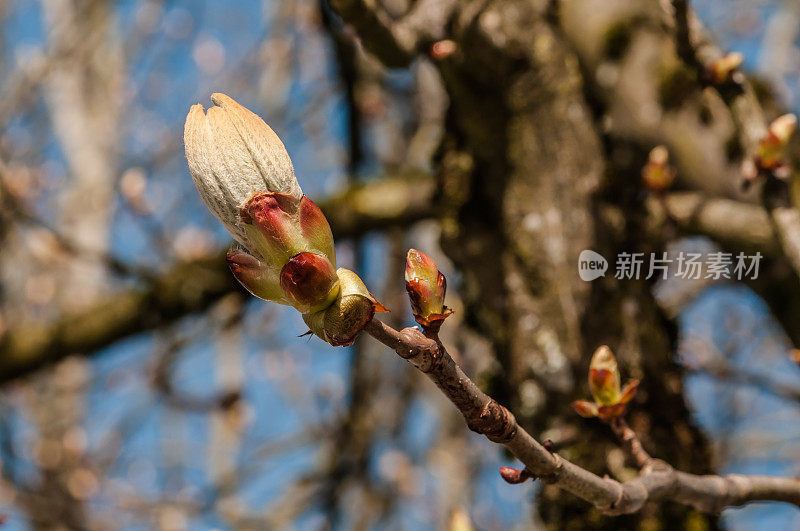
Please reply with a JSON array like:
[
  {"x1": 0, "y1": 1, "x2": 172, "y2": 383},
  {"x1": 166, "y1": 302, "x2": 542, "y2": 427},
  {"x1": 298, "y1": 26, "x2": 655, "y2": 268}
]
[
  {"x1": 336, "y1": 0, "x2": 722, "y2": 528},
  {"x1": 43, "y1": 0, "x2": 123, "y2": 309},
  {"x1": 15, "y1": 1, "x2": 124, "y2": 528}
]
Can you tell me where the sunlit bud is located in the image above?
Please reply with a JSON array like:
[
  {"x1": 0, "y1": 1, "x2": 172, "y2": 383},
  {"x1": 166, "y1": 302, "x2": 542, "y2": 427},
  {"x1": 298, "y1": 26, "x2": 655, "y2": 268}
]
[
  {"x1": 303, "y1": 268, "x2": 389, "y2": 347},
  {"x1": 280, "y1": 252, "x2": 340, "y2": 314},
  {"x1": 405, "y1": 249, "x2": 453, "y2": 329},
  {"x1": 792, "y1": 349, "x2": 800, "y2": 367},
  {"x1": 756, "y1": 114, "x2": 797, "y2": 170},
  {"x1": 589, "y1": 345, "x2": 621, "y2": 406},
  {"x1": 708, "y1": 52, "x2": 743, "y2": 85},
  {"x1": 184, "y1": 93, "x2": 301, "y2": 247},
  {"x1": 187, "y1": 93, "x2": 345, "y2": 322},
  {"x1": 226, "y1": 249, "x2": 286, "y2": 303},
  {"x1": 641, "y1": 145, "x2": 675, "y2": 193}
]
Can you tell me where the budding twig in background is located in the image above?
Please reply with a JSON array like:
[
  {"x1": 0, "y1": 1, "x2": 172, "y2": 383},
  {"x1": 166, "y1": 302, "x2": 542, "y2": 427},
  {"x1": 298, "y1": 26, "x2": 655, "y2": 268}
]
[
  {"x1": 184, "y1": 93, "x2": 386, "y2": 345},
  {"x1": 707, "y1": 52, "x2": 743, "y2": 85},
  {"x1": 756, "y1": 114, "x2": 797, "y2": 172},
  {"x1": 641, "y1": 145, "x2": 675, "y2": 194},
  {"x1": 404, "y1": 249, "x2": 453, "y2": 333},
  {"x1": 572, "y1": 345, "x2": 639, "y2": 420},
  {"x1": 743, "y1": 113, "x2": 797, "y2": 185}
]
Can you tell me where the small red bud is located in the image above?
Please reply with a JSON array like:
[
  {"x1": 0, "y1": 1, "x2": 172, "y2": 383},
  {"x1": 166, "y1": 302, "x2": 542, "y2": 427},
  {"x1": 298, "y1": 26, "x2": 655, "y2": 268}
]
[
  {"x1": 430, "y1": 40, "x2": 457, "y2": 61},
  {"x1": 499, "y1": 466, "x2": 534, "y2": 484},
  {"x1": 280, "y1": 252, "x2": 339, "y2": 314},
  {"x1": 405, "y1": 249, "x2": 453, "y2": 330}
]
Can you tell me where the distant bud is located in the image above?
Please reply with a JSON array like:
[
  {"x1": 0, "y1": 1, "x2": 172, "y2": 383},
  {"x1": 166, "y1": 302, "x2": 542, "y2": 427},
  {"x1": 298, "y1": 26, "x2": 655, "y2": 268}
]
[
  {"x1": 405, "y1": 249, "x2": 453, "y2": 330},
  {"x1": 756, "y1": 114, "x2": 797, "y2": 170},
  {"x1": 184, "y1": 93, "x2": 301, "y2": 249},
  {"x1": 708, "y1": 52, "x2": 743, "y2": 85},
  {"x1": 573, "y1": 345, "x2": 639, "y2": 420},
  {"x1": 641, "y1": 145, "x2": 675, "y2": 193},
  {"x1": 280, "y1": 252, "x2": 340, "y2": 314},
  {"x1": 303, "y1": 268, "x2": 389, "y2": 347}
]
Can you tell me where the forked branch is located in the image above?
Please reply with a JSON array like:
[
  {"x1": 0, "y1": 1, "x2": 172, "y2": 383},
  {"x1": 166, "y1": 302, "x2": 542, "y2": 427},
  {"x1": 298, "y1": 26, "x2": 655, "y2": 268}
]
[{"x1": 363, "y1": 318, "x2": 800, "y2": 515}]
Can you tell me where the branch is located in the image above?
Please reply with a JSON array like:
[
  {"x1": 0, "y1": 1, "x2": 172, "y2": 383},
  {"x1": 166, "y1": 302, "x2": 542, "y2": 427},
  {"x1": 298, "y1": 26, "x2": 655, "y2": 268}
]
[
  {"x1": 607, "y1": 417, "x2": 652, "y2": 470},
  {"x1": 328, "y1": 0, "x2": 457, "y2": 68},
  {"x1": 363, "y1": 318, "x2": 800, "y2": 514},
  {"x1": 671, "y1": 0, "x2": 705, "y2": 77},
  {"x1": 647, "y1": 192, "x2": 780, "y2": 256},
  {"x1": 669, "y1": 0, "x2": 800, "y2": 276},
  {"x1": 0, "y1": 173, "x2": 435, "y2": 383}
]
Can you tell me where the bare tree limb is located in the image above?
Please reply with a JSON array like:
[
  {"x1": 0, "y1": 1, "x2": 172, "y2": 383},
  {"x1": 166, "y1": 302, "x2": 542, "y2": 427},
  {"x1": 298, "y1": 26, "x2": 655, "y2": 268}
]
[
  {"x1": 363, "y1": 318, "x2": 800, "y2": 515},
  {"x1": 328, "y1": 0, "x2": 457, "y2": 67},
  {"x1": 646, "y1": 192, "x2": 779, "y2": 255}
]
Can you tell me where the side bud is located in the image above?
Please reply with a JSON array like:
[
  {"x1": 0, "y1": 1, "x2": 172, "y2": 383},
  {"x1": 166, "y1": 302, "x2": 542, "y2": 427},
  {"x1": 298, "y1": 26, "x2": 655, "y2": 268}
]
[
  {"x1": 303, "y1": 268, "x2": 388, "y2": 347},
  {"x1": 226, "y1": 249, "x2": 286, "y2": 304},
  {"x1": 280, "y1": 252, "x2": 340, "y2": 314},
  {"x1": 405, "y1": 249, "x2": 453, "y2": 330}
]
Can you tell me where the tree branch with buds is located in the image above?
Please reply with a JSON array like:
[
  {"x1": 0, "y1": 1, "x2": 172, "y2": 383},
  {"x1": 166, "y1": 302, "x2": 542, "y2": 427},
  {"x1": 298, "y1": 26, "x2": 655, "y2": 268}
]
[
  {"x1": 668, "y1": 0, "x2": 800, "y2": 280},
  {"x1": 183, "y1": 93, "x2": 800, "y2": 517}
]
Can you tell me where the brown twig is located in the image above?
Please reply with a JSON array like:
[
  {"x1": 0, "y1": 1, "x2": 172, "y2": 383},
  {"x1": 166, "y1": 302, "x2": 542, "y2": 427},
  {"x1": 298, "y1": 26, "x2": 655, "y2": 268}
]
[
  {"x1": 671, "y1": 0, "x2": 704, "y2": 78},
  {"x1": 606, "y1": 417, "x2": 652, "y2": 470},
  {"x1": 363, "y1": 318, "x2": 800, "y2": 514}
]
